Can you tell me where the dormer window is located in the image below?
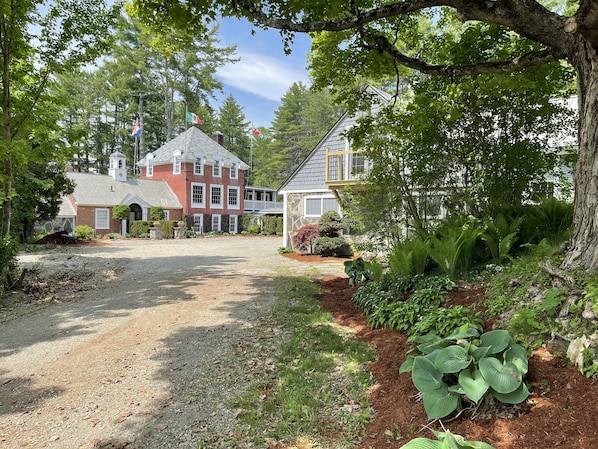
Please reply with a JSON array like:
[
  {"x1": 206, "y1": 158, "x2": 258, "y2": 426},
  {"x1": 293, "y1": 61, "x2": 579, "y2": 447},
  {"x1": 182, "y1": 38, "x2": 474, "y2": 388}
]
[
  {"x1": 147, "y1": 159, "x2": 153, "y2": 177},
  {"x1": 213, "y1": 160, "x2": 221, "y2": 177},
  {"x1": 194, "y1": 158, "x2": 203, "y2": 175},
  {"x1": 230, "y1": 162, "x2": 237, "y2": 179},
  {"x1": 173, "y1": 156, "x2": 181, "y2": 174}
]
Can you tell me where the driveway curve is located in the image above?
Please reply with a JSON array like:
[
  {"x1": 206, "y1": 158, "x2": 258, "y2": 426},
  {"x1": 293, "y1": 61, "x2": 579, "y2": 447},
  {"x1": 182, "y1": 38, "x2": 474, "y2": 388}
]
[{"x1": 0, "y1": 237, "x2": 346, "y2": 449}]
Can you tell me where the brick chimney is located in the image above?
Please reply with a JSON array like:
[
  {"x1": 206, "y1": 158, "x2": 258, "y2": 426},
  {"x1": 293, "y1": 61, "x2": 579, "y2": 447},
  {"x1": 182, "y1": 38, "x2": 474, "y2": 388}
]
[{"x1": 212, "y1": 131, "x2": 224, "y2": 146}]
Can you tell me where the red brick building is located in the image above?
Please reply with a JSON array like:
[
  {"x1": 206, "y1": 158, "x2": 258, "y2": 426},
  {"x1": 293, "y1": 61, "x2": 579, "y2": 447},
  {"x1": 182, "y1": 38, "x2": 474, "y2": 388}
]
[{"x1": 137, "y1": 126, "x2": 250, "y2": 234}]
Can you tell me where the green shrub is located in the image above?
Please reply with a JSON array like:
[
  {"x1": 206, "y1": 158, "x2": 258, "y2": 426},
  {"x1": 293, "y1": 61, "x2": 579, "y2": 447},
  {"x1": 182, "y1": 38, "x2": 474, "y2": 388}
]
[
  {"x1": 263, "y1": 216, "x2": 278, "y2": 235},
  {"x1": 130, "y1": 220, "x2": 151, "y2": 237},
  {"x1": 317, "y1": 210, "x2": 343, "y2": 237},
  {"x1": 344, "y1": 257, "x2": 374, "y2": 286},
  {"x1": 240, "y1": 214, "x2": 253, "y2": 232},
  {"x1": 247, "y1": 224, "x2": 260, "y2": 234},
  {"x1": 276, "y1": 216, "x2": 283, "y2": 235},
  {"x1": 112, "y1": 204, "x2": 130, "y2": 220},
  {"x1": 314, "y1": 236, "x2": 351, "y2": 257},
  {"x1": 0, "y1": 235, "x2": 19, "y2": 293},
  {"x1": 74, "y1": 225, "x2": 94, "y2": 240},
  {"x1": 400, "y1": 326, "x2": 529, "y2": 420},
  {"x1": 159, "y1": 220, "x2": 175, "y2": 239},
  {"x1": 149, "y1": 206, "x2": 165, "y2": 221}
]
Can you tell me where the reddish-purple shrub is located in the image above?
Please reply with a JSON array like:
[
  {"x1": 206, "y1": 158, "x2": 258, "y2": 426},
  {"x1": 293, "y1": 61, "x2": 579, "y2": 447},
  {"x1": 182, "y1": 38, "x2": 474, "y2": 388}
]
[{"x1": 292, "y1": 224, "x2": 319, "y2": 253}]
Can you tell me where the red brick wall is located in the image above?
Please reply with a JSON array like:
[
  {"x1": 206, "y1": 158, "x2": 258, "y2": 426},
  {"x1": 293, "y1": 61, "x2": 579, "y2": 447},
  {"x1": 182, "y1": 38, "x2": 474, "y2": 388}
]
[
  {"x1": 144, "y1": 162, "x2": 245, "y2": 217},
  {"x1": 75, "y1": 204, "x2": 182, "y2": 236}
]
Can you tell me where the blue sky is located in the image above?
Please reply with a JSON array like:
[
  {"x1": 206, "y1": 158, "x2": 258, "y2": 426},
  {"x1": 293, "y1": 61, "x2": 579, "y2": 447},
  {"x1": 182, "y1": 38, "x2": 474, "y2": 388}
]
[{"x1": 214, "y1": 18, "x2": 312, "y2": 128}]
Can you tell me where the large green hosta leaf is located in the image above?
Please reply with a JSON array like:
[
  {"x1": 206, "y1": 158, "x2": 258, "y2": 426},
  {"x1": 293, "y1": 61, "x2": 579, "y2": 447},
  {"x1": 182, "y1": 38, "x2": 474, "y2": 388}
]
[
  {"x1": 435, "y1": 345, "x2": 472, "y2": 373},
  {"x1": 479, "y1": 358, "x2": 523, "y2": 394},
  {"x1": 492, "y1": 382, "x2": 530, "y2": 404},
  {"x1": 431, "y1": 430, "x2": 497, "y2": 449},
  {"x1": 399, "y1": 438, "x2": 443, "y2": 449},
  {"x1": 503, "y1": 344, "x2": 529, "y2": 375},
  {"x1": 479, "y1": 330, "x2": 511, "y2": 355},
  {"x1": 412, "y1": 356, "x2": 444, "y2": 392},
  {"x1": 459, "y1": 368, "x2": 490, "y2": 403},
  {"x1": 423, "y1": 385, "x2": 459, "y2": 419}
]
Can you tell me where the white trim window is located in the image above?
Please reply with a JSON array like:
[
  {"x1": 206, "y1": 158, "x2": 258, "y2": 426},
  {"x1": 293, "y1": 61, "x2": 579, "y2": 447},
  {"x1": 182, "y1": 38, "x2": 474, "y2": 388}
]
[
  {"x1": 193, "y1": 214, "x2": 203, "y2": 233},
  {"x1": 229, "y1": 162, "x2": 238, "y2": 179},
  {"x1": 163, "y1": 210, "x2": 170, "y2": 220},
  {"x1": 194, "y1": 159, "x2": 203, "y2": 175},
  {"x1": 173, "y1": 156, "x2": 181, "y2": 174},
  {"x1": 211, "y1": 214, "x2": 221, "y2": 232},
  {"x1": 227, "y1": 186, "x2": 240, "y2": 210},
  {"x1": 212, "y1": 160, "x2": 221, "y2": 177},
  {"x1": 191, "y1": 183, "x2": 206, "y2": 208},
  {"x1": 95, "y1": 208, "x2": 110, "y2": 229},
  {"x1": 228, "y1": 215, "x2": 238, "y2": 234},
  {"x1": 211, "y1": 185, "x2": 223, "y2": 208},
  {"x1": 146, "y1": 159, "x2": 153, "y2": 177},
  {"x1": 304, "y1": 196, "x2": 340, "y2": 217}
]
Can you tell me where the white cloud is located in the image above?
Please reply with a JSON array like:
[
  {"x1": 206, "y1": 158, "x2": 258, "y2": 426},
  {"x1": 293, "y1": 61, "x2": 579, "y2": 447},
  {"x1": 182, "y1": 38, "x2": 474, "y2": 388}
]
[{"x1": 217, "y1": 51, "x2": 309, "y2": 102}]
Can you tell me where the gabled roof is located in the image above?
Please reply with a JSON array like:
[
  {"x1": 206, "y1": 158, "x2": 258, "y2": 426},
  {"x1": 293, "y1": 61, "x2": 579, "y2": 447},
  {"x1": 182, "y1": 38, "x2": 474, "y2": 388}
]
[
  {"x1": 138, "y1": 126, "x2": 250, "y2": 170},
  {"x1": 65, "y1": 172, "x2": 182, "y2": 209},
  {"x1": 278, "y1": 85, "x2": 391, "y2": 194}
]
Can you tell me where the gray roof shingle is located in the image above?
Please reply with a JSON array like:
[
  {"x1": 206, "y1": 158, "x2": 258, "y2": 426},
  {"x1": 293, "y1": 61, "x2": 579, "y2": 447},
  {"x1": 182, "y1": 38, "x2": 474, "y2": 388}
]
[
  {"x1": 138, "y1": 126, "x2": 250, "y2": 169},
  {"x1": 65, "y1": 172, "x2": 182, "y2": 209}
]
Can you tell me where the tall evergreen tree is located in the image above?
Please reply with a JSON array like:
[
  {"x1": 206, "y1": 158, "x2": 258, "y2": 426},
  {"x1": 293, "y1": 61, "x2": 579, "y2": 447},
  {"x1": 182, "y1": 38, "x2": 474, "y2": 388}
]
[{"x1": 217, "y1": 95, "x2": 250, "y2": 163}]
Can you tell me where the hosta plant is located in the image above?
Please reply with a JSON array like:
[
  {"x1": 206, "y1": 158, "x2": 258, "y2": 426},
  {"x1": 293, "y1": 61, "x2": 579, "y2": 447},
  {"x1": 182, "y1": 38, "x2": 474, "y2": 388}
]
[
  {"x1": 400, "y1": 429, "x2": 495, "y2": 449},
  {"x1": 400, "y1": 325, "x2": 529, "y2": 420}
]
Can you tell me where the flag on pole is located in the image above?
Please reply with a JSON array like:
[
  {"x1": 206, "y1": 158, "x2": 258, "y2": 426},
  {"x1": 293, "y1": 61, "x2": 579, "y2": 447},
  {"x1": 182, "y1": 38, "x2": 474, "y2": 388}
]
[
  {"x1": 252, "y1": 127, "x2": 263, "y2": 139},
  {"x1": 132, "y1": 120, "x2": 141, "y2": 137},
  {"x1": 186, "y1": 112, "x2": 203, "y2": 125}
]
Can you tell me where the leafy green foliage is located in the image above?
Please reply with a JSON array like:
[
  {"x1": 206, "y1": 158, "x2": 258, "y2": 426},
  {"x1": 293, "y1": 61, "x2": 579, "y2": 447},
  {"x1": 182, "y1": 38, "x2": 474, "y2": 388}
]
[
  {"x1": 400, "y1": 326, "x2": 529, "y2": 420},
  {"x1": 130, "y1": 221, "x2": 152, "y2": 238},
  {"x1": 481, "y1": 215, "x2": 522, "y2": 264},
  {"x1": 400, "y1": 429, "x2": 495, "y2": 449},
  {"x1": 426, "y1": 217, "x2": 482, "y2": 279},
  {"x1": 313, "y1": 236, "x2": 350, "y2": 257},
  {"x1": 112, "y1": 205, "x2": 130, "y2": 220},
  {"x1": 0, "y1": 236, "x2": 19, "y2": 293},
  {"x1": 149, "y1": 206, "x2": 166, "y2": 221},
  {"x1": 344, "y1": 257, "x2": 373, "y2": 286},
  {"x1": 74, "y1": 225, "x2": 94, "y2": 240}
]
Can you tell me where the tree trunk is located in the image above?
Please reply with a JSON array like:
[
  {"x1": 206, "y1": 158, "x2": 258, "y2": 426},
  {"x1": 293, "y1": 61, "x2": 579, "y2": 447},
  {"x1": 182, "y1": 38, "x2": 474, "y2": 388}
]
[{"x1": 563, "y1": 38, "x2": 598, "y2": 270}]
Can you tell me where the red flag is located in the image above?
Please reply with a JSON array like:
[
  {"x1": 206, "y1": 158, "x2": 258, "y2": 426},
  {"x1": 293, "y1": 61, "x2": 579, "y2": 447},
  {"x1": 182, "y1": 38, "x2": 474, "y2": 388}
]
[{"x1": 252, "y1": 127, "x2": 263, "y2": 139}]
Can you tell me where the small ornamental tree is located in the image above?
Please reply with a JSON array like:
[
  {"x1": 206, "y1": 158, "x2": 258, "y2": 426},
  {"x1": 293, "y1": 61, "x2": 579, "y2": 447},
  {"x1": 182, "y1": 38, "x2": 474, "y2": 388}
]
[
  {"x1": 293, "y1": 224, "x2": 319, "y2": 253},
  {"x1": 113, "y1": 204, "x2": 130, "y2": 238},
  {"x1": 150, "y1": 206, "x2": 165, "y2": 221},
  {"x1": 314, "y1": 211, "x2": 352, "y2": 257}
]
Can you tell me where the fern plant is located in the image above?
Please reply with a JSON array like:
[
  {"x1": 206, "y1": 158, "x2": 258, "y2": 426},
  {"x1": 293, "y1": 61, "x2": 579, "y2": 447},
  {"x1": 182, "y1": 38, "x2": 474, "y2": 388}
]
[{"x1": 481, "y1": 214, "x2": 522, "y2": 264}]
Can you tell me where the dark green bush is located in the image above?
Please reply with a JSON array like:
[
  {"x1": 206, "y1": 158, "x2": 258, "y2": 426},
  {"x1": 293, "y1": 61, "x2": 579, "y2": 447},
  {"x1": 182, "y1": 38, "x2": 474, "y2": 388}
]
[
  {"x1": 149, "y1": 206, "x2": 165, "y2": 221},
  {"x1": 317, "y1": 210, "x2": 344, "y2": 237},
  {"x1": 314, "y1": 236, "x2": 352, "y2": 257},
  {"x1": 240, "y1": 214, "x2": 253, "y2": 232},
  {"x1": 263, "y1": 216, "x2": 278, "y2": 235},
  {"x1": 130, "y1": 221, "x2": 151, "y2": 237},
  {"x1": 160, "y1": 220, "x2": 176, "y2": 239},
  {"x1": 276, "y1": 217, "x2": 283, "y2": 235},
  {"x1": 0, "y1": 235, "x2": 19, "y2": 293}
]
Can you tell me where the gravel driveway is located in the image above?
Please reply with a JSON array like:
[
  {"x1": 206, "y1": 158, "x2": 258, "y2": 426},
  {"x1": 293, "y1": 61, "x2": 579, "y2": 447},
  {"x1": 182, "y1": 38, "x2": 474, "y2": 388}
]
[{"x1": 0, "y1": 237, "x2": 346, "y2": 448}]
